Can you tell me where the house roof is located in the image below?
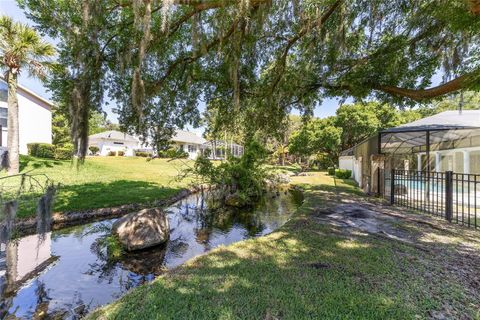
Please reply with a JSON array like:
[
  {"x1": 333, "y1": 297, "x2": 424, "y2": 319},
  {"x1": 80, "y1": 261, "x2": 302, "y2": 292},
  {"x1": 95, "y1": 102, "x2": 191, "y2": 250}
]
[
  {"x1": 171, "y1": 130, "x2": 206, "y2": 145},
  {"x1": 339, "y1": 147, "x2": 354, "y2": 157},
  {"x1": 382, "y1": 110, "x2": 480, "y2": 133},
  {"x1": 89, "y1": 130, "x2": 139, "y2": 143},
  {"x1": 0, "y1": 77, "x2": 54, "y2": 109},
  {"x1": 380, "y1": 110, "x2": 480, "y2": 154}
]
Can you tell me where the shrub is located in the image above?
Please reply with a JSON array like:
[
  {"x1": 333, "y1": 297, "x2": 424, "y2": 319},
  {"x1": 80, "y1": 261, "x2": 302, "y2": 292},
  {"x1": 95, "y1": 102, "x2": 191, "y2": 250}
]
[
  {"x1": 27, "y1": 143, "x2": 55, "y2": 159},
  {"x1": 54, "y1": 145, "x2": 74, "y2": 160},
  {"x1": 161, "y1": 147, "x2": 189, "y2": 159},
  {"x1": 135, "y1": 151, "x2": 153, "y2": 157},
  {"x1": 327, "y1": 167, "x2": 336, "y2": 176},
  {"x1": 118, "y1": 151, "x2": 125, "y2": 156},
  {"x1": 107, "y1": 151, "x2": 116, "y2": 156},
  {"x1": 146, "y1": 156, "x2": 152, "y2": 162},
  {"x1": 89, "y1": 146, "x2": 100, "y2": 155},
  {"x1": 335, "y1": 169, "x2": 352, "y2": 179}
]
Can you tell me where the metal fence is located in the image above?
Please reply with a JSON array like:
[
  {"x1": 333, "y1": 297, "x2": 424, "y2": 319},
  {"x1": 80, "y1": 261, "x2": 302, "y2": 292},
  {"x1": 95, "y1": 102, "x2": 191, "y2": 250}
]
[{"x1": 386, "y1": 169, "x2": 479, "y2": 229}]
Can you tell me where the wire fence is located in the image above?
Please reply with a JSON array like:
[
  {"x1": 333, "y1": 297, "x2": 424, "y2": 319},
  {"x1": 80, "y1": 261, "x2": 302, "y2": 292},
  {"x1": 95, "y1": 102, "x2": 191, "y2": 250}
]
[{"x1": 385, "y1": 169, "x2": 479, "y2": 229}]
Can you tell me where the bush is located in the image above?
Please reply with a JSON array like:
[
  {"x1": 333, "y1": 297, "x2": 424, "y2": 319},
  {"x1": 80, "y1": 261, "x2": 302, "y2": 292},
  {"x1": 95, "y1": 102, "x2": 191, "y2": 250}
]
[
  {"x1": 89, "y1": 146, "x2": 100, "y2": 155},
  {"x1": 107, "y1": 151, "x2": 116, "y2": 156},
  {"x1": 335, "y1": 169, "x2": 352, "y2": 179},
  {"x1": 118, "y1": 151, "x2": 125, "y2": 156},
  {"x1": 327, "y1": 167, "x2": 336, "y2": 176},
  {"x1": 160, "y1": 147, "x2": 189, "y2": 159},
  {"x1": 54, "y1": 145, "x2": 74, "y2": 160},
  {"x1": 135, "y1": 151, "x2": 152, "y2": 157},
  {"x1": 27, "y1": 143, "x2": 55, "y2": 159}
]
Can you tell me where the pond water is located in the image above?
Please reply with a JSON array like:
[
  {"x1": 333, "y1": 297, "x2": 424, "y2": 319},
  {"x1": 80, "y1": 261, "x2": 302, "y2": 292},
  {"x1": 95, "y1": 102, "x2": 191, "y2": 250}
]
[{"x1": 0, "y1": 191, "x2": 302, "y2": 319}]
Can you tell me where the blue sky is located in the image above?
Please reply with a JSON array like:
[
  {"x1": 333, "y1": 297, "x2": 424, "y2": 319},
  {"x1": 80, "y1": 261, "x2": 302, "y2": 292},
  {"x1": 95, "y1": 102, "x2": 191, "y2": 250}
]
[{"x1": 0, "y1": 0, "x2": 342, "y2": 132}]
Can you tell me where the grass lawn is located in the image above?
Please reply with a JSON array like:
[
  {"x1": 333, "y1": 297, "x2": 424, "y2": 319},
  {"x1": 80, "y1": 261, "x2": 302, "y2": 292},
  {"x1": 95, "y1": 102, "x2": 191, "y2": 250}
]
[
  {"x1": 0, "y1": 156, "x2": 192, "y2": 218},
  {"x1": 88, "y1": 172, "x2": 480, "y2": 320}
]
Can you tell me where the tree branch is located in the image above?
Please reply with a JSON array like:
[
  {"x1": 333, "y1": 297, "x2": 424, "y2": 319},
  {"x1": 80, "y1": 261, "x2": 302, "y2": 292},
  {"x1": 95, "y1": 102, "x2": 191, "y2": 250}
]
[
  {"x1": 374, "y1": 72, "x2": 479, "y2": 101},
  {"x1": 270, "y1": 0, "x2": 343, "y2": 93}
]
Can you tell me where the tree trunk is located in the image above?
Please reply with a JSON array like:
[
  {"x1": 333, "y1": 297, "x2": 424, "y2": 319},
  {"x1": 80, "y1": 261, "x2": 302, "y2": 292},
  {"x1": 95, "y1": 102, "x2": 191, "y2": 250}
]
[{"x1": 7, "y1": 71, "x2": 19, "y2": 175}]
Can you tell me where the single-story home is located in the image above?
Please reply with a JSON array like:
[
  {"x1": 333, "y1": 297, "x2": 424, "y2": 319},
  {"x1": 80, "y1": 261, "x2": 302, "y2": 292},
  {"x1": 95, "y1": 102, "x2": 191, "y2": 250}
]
[
  {"x1": 0, "y1": 78, "x2": 53, "y2": 155},
  {"x1": 171, "y1": 130, "x2": 207, "y2": 159},
  {"x1": 87, "y1": 129, "x2": 210, "y2": 159},
  {"x1": 88, "y1": 130, "x2": 139, "y2": 156}
]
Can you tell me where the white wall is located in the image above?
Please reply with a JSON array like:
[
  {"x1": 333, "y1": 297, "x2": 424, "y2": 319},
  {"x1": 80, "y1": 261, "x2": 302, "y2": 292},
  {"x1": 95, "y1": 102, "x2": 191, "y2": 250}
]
[
  {"x1": 339, "y1": 156, "x2": 354, "y2": 171},
  {"x1": 173, "y1": 142, "x2": 201, "y2": 159},
  {"x1": 94, "y1": 140, "x2": 139, "y2": 156},
  {"x1": 0, "y1": 88, "x2": 52, "y2": 154}
]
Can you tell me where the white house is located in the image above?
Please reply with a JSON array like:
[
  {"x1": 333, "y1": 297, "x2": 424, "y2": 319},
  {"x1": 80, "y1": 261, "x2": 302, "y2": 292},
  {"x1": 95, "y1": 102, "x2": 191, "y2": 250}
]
[
  {"x1": 170, "y1": 130, "x2": 207, "y2": 159},
  {"x1": 88, "y1": 130, "x2": 139, "y2": 156},
  {"x1": 0, "y1": 79, "x2": 53, "y2": 155},
  {"x1": 87, "y1": 129, "x2": 208, "y2": 159}
]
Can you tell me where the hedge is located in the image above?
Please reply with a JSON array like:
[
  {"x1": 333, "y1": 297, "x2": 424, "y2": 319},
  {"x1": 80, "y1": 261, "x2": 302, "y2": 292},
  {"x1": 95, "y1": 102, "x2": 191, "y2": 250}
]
[
  {"x1": 135, "y1": 151, "x2": 153, "y2": 157},
  {"x1": 335, "y1": 169, "x2": 352, "y2": 179},
  {"x1": 27, "y1": 143, "x2": 55, "y2": 159},
  {"x1": 54, "y1": 146, "x2": 74, "y2": 160}
]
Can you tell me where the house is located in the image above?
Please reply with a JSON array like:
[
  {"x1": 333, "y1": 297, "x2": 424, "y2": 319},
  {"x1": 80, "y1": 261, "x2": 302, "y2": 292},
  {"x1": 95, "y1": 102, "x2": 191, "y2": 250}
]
[
  {"x1": 88, "y1": 130, "x2": 139, "y2": 156},
  {"x1": 87, "y1": 129, "x2": 209, "y2": 159},
  {"x1": 0, "y1": 78, "x2": 53, "y2": 155},
  {"x1": 339, "y1": 110, "x2": 480, "y2": 193},
  {"x1": 170, "y1": 130, "x2": 207, "y2": 159}
]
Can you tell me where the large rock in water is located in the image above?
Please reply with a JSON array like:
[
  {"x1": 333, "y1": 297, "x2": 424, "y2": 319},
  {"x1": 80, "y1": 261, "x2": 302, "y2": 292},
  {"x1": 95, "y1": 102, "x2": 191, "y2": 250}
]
[{"x1": 112, "y1": 208, "x2": 170, "y2": 251}]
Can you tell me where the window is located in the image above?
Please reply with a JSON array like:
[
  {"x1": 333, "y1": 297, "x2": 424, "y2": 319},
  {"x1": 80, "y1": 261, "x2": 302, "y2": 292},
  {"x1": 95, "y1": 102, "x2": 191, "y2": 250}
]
[
  {"x1": 0, "y1": 81, "x2": 7, "y2": 103},
  {"x1": 0, "y1": 107, "x2": 7, "y2": 128},
  {"x1": 113, "y1": 142, "x2": 124, "y2": 145},
  {"x1": 188, "y1": 145, "x2": 196, "y2": 153}
]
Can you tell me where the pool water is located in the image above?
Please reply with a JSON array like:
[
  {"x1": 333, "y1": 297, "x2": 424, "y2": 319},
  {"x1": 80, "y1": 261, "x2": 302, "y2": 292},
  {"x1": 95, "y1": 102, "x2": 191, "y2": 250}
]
[{"x1": 0, "y1": 191, "x2": 301, "y2": 319}]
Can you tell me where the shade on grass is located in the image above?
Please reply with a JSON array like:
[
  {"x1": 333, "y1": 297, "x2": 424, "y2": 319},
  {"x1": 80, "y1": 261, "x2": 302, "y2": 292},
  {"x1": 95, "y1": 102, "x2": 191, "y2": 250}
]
[
  {"x1": 1, "y1": 156, "x2": 192, "y2": 218},
  {"x1": 88, "y1": 172, "x2": 479, "y2": 319}
]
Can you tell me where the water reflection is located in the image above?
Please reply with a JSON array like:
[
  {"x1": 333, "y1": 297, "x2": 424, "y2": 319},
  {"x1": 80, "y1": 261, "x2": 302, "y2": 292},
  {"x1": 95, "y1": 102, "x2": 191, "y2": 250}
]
[{"x1": 0, "y1": 191, "x2": 301, "y2": 319}]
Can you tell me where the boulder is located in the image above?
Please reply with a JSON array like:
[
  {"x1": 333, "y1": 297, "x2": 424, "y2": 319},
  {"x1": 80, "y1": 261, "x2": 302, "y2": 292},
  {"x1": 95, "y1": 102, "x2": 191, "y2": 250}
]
[
  {"x1": 112, "y1": 208, "x2": 170, "y2": 251},
  {"x1": 225, "y1": 193, "x2": 247, "y2": 207}
]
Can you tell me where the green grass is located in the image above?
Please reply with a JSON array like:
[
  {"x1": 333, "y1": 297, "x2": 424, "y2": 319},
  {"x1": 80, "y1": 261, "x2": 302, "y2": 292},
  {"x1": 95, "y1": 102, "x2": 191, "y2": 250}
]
[
  {"x1": 88, "y1": 172, "x2": 479, "y2": 319},
  {"x1": 1, "y1": 156, "x2": 192, "y2": 218}
]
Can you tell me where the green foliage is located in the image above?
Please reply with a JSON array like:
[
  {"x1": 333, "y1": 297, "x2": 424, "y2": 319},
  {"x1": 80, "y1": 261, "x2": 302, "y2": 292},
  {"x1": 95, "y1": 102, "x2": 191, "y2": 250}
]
[
  {"x1": 107, "y1": 151, "x2": 116, "y2": 156},
  {"x1": 19, "y1": 0, "x2": 480, "y2": 159},
  {"x1": 158, "y1": 148, "x2": 188, "y2": 159},
  {"x1": 327, "y1": 167, "x2": 336, "y2": 176},
  {"x1": 54, "y1": 145, "x2": 74, "y2": 160},
  {"x1": 89, "y1": 146, "x2": 100, "y2": 155},
  {"x1": 117, "y1": 151, "x2": 125, "y2": 157},
  {"x1": 335, "y1": 169, "x2": 352, "y2": 179},
  {"x1": 27, "y1": 143, "x2": 55, "y2": 159},
  {"x1": 188, "y1": 140, "x2": 268, "y2": 201},
  {"x1": 135, "y1": 151, "x2": 153, "y2": 157},
  {"x1": 52, "y1": 109, "x2": 71, "y2": 147}
]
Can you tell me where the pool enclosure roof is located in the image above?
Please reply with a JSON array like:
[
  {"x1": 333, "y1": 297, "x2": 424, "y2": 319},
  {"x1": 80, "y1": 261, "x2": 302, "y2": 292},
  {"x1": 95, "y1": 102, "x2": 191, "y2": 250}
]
[{"x1": 380, "y1": 110, "x2": 480, "y2": 154}]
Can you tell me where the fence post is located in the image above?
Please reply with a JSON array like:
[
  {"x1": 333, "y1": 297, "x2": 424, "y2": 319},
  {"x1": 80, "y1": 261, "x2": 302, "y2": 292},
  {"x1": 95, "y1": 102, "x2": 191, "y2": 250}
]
[
  {"x1": 390, "y1": 169, "x2": 395, "y2": 205},
  {"x1": 445, "y1": 171, "x2": 453, "y2": 222}
]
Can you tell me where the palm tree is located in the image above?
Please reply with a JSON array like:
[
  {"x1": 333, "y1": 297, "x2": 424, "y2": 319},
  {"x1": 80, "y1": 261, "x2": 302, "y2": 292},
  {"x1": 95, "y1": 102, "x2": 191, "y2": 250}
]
[{"x1": 0, "y1": 15, "x2": 55, "y2": 174}]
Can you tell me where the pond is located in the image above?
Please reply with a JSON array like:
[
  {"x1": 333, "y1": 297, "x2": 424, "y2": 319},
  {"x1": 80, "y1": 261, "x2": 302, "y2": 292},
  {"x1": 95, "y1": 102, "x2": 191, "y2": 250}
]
[{"x1": 0, "y1": 191, "x2": 302, "y2": 319}]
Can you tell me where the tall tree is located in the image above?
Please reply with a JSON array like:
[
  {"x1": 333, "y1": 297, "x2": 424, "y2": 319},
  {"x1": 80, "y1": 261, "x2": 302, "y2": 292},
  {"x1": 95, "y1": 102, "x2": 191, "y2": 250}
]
[
  {"x1": 0, "y1": 15, "x2": 55, "y2": 174},
  {"x1": 19, "y1": 0, "x2": 480, "y2": 159}
]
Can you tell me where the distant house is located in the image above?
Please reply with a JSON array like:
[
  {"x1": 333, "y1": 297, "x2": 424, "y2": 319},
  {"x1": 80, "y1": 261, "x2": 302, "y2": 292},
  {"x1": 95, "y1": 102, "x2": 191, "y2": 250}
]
[
  {"x1": 170, "y1": 130, "x2": 207, "y2": 159},
  {"x1": 87, "y1": 129, "x2": 209, "y2": 159},
  {"x1": 88, "y1": 130, "x2": 139, "y2": 156},
  {"x1": 0, "y1": 78, "x2": 53, "y2": 155}
]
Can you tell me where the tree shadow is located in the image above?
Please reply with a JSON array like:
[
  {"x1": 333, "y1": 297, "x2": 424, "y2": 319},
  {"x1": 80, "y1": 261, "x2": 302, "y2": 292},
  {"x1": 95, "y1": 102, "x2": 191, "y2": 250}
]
[
  {"x1": 20, "y1": 156, "x2": 63, "y2": 172},
  {"x1": 87, "y1": 190, "x2": 480, "y2": 319},
  {"x1": 54, "y1": 180, "x2": 182, "y2": 214}
]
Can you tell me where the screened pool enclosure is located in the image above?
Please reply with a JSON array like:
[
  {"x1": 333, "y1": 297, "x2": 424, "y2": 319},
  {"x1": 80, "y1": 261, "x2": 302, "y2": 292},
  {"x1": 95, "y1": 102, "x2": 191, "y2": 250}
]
[{"x1": 340, "y1": 110, "x2": 480, "y2": 228}]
